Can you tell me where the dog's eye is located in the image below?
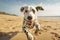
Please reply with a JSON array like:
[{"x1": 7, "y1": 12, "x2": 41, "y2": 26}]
[
  {"x1": 25, "y1": 10, "x2": 28, "y2": 13},
  {"x1": 32, "y1": 9, "x2": 35, "y2": 14}
]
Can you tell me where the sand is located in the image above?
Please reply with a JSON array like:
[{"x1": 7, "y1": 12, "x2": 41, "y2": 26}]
[{"x1": 0, "y1": 14, "x2": 60, "y2": 40}]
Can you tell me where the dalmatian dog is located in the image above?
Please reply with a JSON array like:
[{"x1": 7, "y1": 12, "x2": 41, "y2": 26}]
[{"x1": 20, "y1": 5, "x2": 44, "y2": 40}]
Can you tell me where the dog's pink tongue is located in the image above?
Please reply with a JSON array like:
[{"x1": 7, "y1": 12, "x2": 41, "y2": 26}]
[{"x1": 27, "y1": 20, "x2": 32, "y2": 25}]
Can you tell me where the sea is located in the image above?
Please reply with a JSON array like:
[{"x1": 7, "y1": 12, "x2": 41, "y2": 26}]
[{"x1": 38, "y1": 16, "x2": 60, "y2": 18}]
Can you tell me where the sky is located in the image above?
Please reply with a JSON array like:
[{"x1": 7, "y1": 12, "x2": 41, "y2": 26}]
[{"x1": 0, "y1": 0, "x2": 60, "y2": 16}]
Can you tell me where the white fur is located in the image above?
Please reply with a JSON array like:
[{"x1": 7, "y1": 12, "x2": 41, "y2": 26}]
[{"x1": 21, "y1": 5, "x2": 41, "y2": 40}]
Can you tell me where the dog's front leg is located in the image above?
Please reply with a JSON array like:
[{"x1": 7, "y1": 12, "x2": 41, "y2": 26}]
[
  {"x1": 35, "y1": 22, "x2": 40, "y2": 35},
  {"x1": 22, "y1": 26, "x2": 34, "y2": 40}
]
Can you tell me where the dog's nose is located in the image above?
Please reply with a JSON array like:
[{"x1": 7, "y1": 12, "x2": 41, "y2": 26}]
[{"x1": 27, "y1": 16, "x2": 32, "y2": 20}]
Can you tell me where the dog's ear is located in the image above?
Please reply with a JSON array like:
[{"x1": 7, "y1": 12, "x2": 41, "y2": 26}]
[
  {"x1": 20, "y1": 7, "x2": 24, "y2": 12},
  {"x1": 36, "y1": 6, "x2": 44, "y2": 11}
]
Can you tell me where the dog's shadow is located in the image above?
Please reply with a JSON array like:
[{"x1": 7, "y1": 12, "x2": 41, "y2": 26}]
[{"x1": 0, "y1": 31, "x2": 19, "y2": 40}]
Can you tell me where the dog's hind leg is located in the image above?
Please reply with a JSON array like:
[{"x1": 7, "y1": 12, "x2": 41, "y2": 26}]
[{"x1": 22, "y1": 26, "x2": 34, "y2": 40}]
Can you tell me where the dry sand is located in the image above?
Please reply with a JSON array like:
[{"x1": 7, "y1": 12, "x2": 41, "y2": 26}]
[{"x1": 0, "y1": 14, "x2": 60, "y2": 40}]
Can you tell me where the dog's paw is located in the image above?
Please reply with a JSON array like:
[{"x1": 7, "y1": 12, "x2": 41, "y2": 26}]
[{"x1": 34, "y1": 31, "x2": 39, "y2": 36}]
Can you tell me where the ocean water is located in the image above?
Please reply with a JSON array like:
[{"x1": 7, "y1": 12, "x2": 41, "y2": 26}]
[{"x1": 38, "y1": 16, "x2": 60, "y2": 18}]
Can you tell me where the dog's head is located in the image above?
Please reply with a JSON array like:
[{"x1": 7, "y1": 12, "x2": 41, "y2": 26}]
[{"x1": 20, "y1": 6, "x2": 44, "y2": 21}]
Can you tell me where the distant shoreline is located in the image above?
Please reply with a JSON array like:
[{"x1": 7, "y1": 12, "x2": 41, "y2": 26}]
[{"x1": 38, "y1": 16, "x2": 60, "y2": 18}]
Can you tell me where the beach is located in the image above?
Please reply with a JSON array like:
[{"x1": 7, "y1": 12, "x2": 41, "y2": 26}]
[{"x1": 0, "y1": 14, "x2": 60, "y2": 40}]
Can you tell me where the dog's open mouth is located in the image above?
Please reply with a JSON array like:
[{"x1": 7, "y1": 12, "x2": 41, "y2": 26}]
[{"x1": 27, "y1": 20, "x2": 32, "y2": 25}]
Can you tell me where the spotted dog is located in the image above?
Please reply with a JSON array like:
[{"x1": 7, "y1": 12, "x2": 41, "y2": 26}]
[{"x1": 20, "y1": 5, "x2": 44, "y2": 40}]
